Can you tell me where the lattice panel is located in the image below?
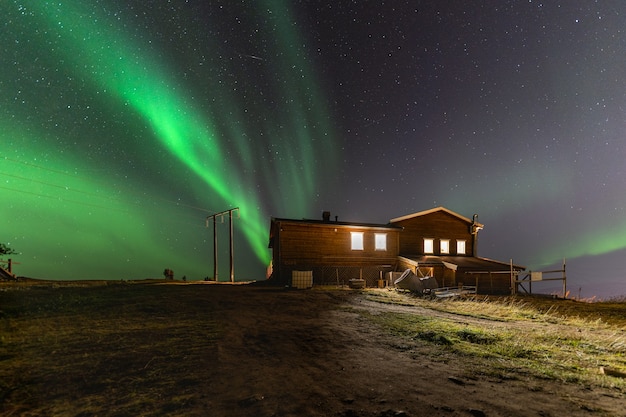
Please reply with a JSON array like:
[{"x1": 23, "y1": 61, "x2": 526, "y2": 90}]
[{"x1": 283, "y1": 265, "x2": 394, "y2": 287}]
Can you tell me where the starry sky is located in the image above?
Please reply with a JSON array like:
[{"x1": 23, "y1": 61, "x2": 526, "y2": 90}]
[{"x1": 2, "y1": 1, "x2": 625, "y2": 298}]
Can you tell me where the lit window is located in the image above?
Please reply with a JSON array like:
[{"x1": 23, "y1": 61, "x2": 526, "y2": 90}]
[
  {"x1": 375, "y1": 233, "x2": 387, "y2": 251},
  {"x1": 424, "y1": 238, "x2": 434, "y2": 254},
  {"x1": 456, "y1": 240, "x2": 466, "y2": 255},
  {"x1": 440, "y1": 239, "x2": 450, "y2": 254},
  {"x1": 351, "y1": 232, "x2": 364, "y2": 250}
]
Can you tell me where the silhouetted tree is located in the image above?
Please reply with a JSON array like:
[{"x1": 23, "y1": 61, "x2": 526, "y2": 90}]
[{"x1": 0, "y1": 243, "x2": 16, "y2": 256}]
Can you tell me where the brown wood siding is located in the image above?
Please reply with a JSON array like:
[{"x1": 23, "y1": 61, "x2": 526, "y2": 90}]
[
  {"x1": 270, "y1": 220, "x2": 400, "y2": 286},
  {"x1": 277, "y1": 222, "x2": 399, "y2": 266},
  {"x1": 393, "y1": 211, "x2": 475, "y2": 256}
]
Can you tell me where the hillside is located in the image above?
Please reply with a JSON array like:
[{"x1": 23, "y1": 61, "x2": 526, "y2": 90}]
[{"x1": 1, "y1": 281, "x2": 625, "y2": 416}]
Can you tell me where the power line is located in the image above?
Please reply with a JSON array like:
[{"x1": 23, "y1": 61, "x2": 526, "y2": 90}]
[
  {"x1": 0, "y1": 171, "x2": 117, "y2": 201},
  {"x1": 0, "y1": 184, "x2": 133, "y2": 215},
  {"x1": 0, "y1": 170, "x2": 212, "y2": 215},
  {"x1": 1, "y1": 158, "x2": 217, "y2": 214},
  {"x1": 2, "y1": 156, "x2": 81, "y2": 177},
  {"x1": 0, "y1": 182, "x2": 207, "y2": 231}
]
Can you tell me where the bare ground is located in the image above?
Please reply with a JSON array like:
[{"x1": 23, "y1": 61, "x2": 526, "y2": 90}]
[{"x1": 1, "y1": 282, "x2": 625, "y2": 416}]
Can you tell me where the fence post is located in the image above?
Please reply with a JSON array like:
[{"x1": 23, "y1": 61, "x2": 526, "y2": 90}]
[
  {"x1": 510, "y1": 259, "x2": 515, "y2": 295},
  {"x1": 562, "y1": 258, "x2": 567, "y2": 298}
]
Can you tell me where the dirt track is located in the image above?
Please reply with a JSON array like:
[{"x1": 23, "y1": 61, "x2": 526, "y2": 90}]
[
  {"x1": 207, "y1": 286, "x2": 625, "y2": 417},
  {"x1": 1, "y1": 283, "x2": 625, "y2": 416}
]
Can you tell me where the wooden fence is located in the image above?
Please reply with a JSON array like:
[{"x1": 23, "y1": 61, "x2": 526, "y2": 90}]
[{"x1": 514, "y1": 260, "x2": 567, "y2": 297}]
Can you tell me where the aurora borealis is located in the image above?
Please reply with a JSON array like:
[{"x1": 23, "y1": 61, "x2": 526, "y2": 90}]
[
  {"x1": 2, "y1": 1, "x2": 626, "y2": 297},
  {"x1": 2, "y1": 0, "x2": 337, "y2": 281}
]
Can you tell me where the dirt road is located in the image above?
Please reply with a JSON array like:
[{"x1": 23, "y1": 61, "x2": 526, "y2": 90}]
[{"x1": 205, "y1": 286, "x2": 625, "y2": 417}]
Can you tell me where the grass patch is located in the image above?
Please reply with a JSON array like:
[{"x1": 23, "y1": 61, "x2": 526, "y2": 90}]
[
  {"x1": 0, "y1": 282, "x2": 223, "y2": 415},
  {"x1": 362, "y1": 289, "x2": 626, "y2": 390}
]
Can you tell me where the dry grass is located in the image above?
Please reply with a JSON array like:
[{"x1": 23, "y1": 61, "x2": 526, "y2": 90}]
[
  {"x1": 362, "y1": 289, "x2": 626, "y2": 390},
  {"x1": 0, "y1": 280, "x2": 222, "y2": 416},
  {"x1": 2, "y1": 280, "x2": 626, "y2": 415}
]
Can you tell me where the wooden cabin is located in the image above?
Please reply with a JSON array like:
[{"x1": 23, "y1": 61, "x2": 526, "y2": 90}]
[
  {"x1": 268, "y1": 211, "x2": 401, "y2": 287},
  {"x1": 268, "y1": 207, "x2": 524, "y2": 294}
]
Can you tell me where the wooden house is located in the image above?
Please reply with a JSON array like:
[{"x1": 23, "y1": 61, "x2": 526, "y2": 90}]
[
  {"x1": 390, "y1": 207, "x2": 524, "y2": 294},
  {"x1": 268, "y1": 207, "x2": 524, "y2": 294}
]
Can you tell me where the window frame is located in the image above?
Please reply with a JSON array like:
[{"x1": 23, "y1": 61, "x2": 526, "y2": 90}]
[
  {"x1": 440, "y1": 239, "x2": 450, "y2": 254},
  {"x1": 456, "y1": 239, "x2": 466, "y2": 255},
  {"x1": 423, "y1": 238, "x2": 434, "y2": 254},
  {"x1": 351, "y1": 232, "x2": 364, "y2": 250},
  {"x1": 374, "y1": 233, "x2": 387, "y2": 251}
]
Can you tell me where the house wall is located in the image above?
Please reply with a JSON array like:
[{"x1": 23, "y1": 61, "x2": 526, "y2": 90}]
[
  {"x1": 393, "y1": 211, "x2": 475, "y2": 256},
  {"x1": 271, "y1": 221, "x2": 399, "y2": 285}
]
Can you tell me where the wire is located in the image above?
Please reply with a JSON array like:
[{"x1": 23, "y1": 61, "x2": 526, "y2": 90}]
[
  {"x1": 1, "y1": 157, "x2": 217, "y2": 214},
  {"x1": 0, "y1": 183, "x2": 209, "y2": 231}
]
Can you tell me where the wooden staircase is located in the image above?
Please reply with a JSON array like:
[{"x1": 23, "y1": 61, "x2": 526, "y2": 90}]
[{"x1": 0, "y1": 264, "x2": 16, "y2": 280}]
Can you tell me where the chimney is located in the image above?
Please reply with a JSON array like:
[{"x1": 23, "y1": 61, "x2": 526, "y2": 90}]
[
  {"x1": 322, "y1": 211, "x2": 331, "y2": 222},
  {"x1": 470, "y1": 214, "x2": 483, "y2": 257}
]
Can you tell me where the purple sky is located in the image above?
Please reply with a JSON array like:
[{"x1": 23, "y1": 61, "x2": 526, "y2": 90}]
[{"x1": 2, "y1": 1, "x2": 625, "y2": 299}]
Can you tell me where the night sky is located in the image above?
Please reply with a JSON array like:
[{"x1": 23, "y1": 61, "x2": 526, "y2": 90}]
[{"x1": 2, "y1": 1, "x2": 625, "y2": 298}]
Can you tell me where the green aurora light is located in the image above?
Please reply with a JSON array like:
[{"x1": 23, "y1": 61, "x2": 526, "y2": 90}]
[
  {"x1": 2, "y1": 123, "x2": 210, "y2": 278},
  {"x1": 1, "y1": 1, "x2": 337, "y2": 279}
]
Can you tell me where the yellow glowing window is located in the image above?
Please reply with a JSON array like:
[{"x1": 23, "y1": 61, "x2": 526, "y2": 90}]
[
  {"x1": 440, "y1": 239, "x2": 450, "y2": 254},
  {"x1": 375, "y1": 233, "x2": 387, "y2": 251},
  {"x1": 424, "y1": 238, "x2": 434, "y2": 254},
  {"x1": 351, "y1": 232, "x2": 364, "y2": 250},
  {"x1": 456, "y1": 240, "x2": 466, "y2": 255}
]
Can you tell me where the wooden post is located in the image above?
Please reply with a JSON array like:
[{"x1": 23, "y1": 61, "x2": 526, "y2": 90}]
[
  {"x1": 206, "y1": 207, "x2": 239, "y2": 283},
  {"x1": 213, "y1": 216, "x2": 218, "y2": 281},
  {"x1": 229, "y1": 209, "x2": 234, "y2": 283},
  {"x1": 562, "y1": 258, "x2": 567, "y2": 298},
  {"x1": 510, "y1": 259, "x2": 515, "y2": 295}
]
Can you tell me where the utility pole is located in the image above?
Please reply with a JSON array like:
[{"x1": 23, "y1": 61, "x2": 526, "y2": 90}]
[
  {"x1": 206, "y1": 207, "x2": 239, "y2": 282},
  {"x1": 229, "y1": 209, "x2": 235, "y2": 283},
  {"x1": 213, "y1": 215, "x2": 218, "y2": 281}
]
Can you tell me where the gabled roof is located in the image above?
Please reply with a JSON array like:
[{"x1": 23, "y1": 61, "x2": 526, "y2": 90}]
[
  {"x1": 389, "y1": 206, "x2": 483, "y2": 227},
  {"x1": 271, "y1": 216, "x2": 401, "y2": 230},
  {"x1": 268, "y1": 216, "x2": 401, "y2": 248}
]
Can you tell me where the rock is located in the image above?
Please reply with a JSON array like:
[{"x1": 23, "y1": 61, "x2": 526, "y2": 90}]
[
  {"x1": 237, "y1": 394, "x2": 264, "y2": 407},
  {"x1": 447, "y1": 376, "x2": 465, "y2": 385},
  {"x1": 378, "y1": 410, "x2": 408, "y2": 417},
  {"x1": 600, "y1": 366, "x2": 626, "y2": 378}
]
